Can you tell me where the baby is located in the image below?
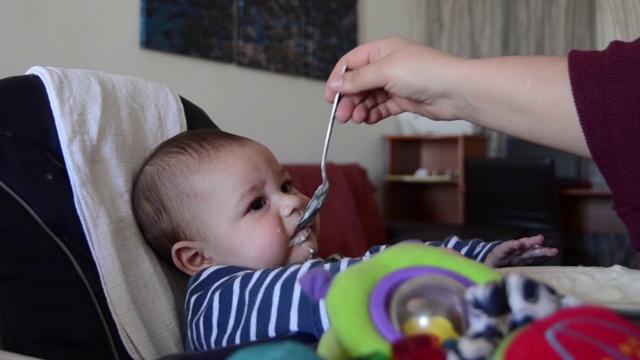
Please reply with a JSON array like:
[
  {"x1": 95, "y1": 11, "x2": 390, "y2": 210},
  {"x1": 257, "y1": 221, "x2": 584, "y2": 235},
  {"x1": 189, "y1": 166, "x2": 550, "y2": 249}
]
[{"x1": 131, "y1": 128, "x2": 557, "y2": 351}]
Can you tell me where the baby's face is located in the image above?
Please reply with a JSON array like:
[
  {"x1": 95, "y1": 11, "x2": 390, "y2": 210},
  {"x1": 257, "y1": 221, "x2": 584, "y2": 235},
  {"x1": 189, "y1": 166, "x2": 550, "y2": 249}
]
[{"x1": 189, "y1": 140, "x2": 320, "y2": 269}]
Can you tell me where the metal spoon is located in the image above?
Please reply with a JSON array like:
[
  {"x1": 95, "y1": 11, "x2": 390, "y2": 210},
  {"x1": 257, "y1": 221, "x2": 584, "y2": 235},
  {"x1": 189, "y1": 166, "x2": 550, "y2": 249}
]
[{"x1": 293, "y1": 66, "x2": 346, "y2": 237}]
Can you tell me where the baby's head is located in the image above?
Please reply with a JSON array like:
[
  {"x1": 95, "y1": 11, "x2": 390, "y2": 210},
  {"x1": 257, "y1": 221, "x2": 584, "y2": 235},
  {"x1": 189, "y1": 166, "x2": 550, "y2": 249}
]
[{"x1": 132, "y1": 128, "x2": 319, "y2": 276}]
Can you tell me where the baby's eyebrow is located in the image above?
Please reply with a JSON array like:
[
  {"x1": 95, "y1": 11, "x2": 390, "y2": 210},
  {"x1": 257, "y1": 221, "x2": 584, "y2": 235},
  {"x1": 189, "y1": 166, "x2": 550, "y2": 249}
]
[
  {"x1": 234, "y1": 177, "x2": 266, "y2": 207},
  {"x1": 279, "y1": 167, "x2": 289, "y2": 178},
  {"x1": 240, "y1": 166, "x2": 287, "y2": 201},
  {"x1": 245, "y1": 177, "x2": 266, "y2": 195}
]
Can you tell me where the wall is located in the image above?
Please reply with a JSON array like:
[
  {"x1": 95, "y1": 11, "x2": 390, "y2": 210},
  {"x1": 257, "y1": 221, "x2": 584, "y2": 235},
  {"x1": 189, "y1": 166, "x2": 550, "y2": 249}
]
[{"x1": 0, "y1": 1, "x2": 438, "y2": 203}]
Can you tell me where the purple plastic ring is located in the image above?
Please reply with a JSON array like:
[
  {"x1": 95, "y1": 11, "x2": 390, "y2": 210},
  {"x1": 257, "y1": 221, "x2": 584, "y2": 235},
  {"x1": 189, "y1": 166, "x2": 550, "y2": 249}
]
[{"x1": 369, "y1": 266, "x2": 473, "y2": 342}]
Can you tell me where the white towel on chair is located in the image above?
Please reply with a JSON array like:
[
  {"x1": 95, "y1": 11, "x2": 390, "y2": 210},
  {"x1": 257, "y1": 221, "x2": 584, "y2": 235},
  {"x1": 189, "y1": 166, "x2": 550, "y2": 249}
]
[{"x1": 27, "y1": 66, "x2": 188, "y2": 360}]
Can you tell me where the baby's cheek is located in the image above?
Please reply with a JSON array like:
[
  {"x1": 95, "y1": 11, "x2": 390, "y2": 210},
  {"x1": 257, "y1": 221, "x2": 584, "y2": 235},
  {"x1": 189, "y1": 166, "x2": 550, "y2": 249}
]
[{"x1": 254, "y1": 227, "x2": 289, "y2": 267}]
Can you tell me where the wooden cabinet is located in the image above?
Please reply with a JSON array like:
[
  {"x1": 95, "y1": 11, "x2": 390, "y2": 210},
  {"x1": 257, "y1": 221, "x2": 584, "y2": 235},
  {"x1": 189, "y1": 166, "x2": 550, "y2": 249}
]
[{"x1": 383, "y1": 135, "x2": 487, "y2": 225}]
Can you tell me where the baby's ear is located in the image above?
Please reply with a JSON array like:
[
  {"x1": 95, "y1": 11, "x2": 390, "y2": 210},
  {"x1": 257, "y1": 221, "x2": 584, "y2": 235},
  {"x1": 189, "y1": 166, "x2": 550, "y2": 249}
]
[{"x1": 171, "y1": 240, "x2": 215, "y2": 276}]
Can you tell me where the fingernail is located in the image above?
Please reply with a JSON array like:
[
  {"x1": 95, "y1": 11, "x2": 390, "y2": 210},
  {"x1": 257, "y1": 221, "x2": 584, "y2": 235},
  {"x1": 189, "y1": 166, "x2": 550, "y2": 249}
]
[{"x1": 329, "y1": 75, "x2": 343, "y2": 90}]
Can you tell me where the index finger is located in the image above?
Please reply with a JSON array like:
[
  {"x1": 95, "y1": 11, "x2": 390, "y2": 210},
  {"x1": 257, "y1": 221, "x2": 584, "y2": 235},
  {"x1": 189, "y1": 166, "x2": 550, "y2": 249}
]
[{"x1": 325, "y1": 37, "x2": 402, "y2": 102}]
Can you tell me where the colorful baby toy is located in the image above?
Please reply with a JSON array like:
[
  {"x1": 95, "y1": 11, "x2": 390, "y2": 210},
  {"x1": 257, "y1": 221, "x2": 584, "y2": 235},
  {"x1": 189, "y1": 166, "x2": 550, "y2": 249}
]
[
  {"x1": 300, "y1": 243, "x2": 640, "y2": 360},
  {"x1": 302, "y1": 243, "x2": 501, "y2": 359}
]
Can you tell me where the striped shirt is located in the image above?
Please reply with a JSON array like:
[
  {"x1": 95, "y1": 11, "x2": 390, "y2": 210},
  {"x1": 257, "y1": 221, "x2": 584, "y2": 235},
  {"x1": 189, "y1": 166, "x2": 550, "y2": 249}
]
[{"x1": 185, "y1": 236, "x2": 500, "y2": 351}]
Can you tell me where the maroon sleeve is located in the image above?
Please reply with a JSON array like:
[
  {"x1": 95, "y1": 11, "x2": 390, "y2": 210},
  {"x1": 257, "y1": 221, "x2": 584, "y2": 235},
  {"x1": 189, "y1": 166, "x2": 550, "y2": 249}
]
[{"x1": 568, "y1": 38, "x2": 640, "y2": 251}]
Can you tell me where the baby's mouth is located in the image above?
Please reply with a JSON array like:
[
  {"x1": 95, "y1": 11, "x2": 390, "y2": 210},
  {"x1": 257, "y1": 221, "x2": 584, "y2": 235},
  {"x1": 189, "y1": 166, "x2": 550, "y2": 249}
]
[{"x1": 289, "y1": 226, "x2": 311, "y2": 247}]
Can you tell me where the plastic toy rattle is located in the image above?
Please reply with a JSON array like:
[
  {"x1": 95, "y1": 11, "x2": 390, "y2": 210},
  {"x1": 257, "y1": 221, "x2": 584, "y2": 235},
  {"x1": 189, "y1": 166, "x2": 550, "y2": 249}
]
[{"x1": 309, "y1": 243, "x2": 502, "y2": 359}]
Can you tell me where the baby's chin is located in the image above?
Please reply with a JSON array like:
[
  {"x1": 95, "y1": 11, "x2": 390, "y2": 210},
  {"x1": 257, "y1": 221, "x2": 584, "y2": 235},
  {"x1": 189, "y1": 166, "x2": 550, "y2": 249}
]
[{"x1": 286, "y1": 240, "x2": 318, "y2": 265}]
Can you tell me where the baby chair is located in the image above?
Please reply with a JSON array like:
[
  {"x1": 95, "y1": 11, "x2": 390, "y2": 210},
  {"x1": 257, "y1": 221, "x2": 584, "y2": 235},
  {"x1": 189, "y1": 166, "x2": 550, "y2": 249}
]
[{"x1": 0, "y1": 67, "x2": 321, "y2": 360}]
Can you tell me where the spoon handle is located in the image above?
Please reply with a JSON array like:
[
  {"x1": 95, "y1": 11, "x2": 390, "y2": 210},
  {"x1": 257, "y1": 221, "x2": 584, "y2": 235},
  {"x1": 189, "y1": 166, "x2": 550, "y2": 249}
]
[{"x1": 320, "y1": 65, "x2": 346, "y2": 181}]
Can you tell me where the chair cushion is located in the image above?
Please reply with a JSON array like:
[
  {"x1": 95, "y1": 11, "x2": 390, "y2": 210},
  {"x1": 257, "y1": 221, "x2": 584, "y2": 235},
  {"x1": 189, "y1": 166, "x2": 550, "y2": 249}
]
[
  {"x1": 0, "y1": 73, "x2": 217, "y2": 359},
  {"x1": 0, "y1": 74, "x2": 129, "y2": 359}
]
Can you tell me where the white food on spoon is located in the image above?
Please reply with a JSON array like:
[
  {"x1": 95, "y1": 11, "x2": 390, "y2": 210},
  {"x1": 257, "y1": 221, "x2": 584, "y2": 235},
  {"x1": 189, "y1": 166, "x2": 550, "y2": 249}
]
[{"x1": 289, "y1": 227, "x2": 311, "y2": 247}]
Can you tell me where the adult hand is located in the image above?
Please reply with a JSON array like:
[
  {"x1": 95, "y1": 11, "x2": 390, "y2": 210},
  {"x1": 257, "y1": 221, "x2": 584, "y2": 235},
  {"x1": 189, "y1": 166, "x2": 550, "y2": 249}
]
[
  {"x1": 325, "y1": 36, "x2": 589, "y2": 157},
  {"x1": 325, "y1": 36, "x2": 465, "y2": 124}
]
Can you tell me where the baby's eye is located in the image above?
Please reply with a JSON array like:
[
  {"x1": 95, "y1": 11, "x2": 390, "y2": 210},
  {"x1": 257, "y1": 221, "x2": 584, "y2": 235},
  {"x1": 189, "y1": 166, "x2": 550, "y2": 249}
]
[
  {"x1": 250, "y1": 198, "x2": 266, "y2": 211},
  {"x1": 281, "y1": 180, "x2": 293, "y2": 193}
]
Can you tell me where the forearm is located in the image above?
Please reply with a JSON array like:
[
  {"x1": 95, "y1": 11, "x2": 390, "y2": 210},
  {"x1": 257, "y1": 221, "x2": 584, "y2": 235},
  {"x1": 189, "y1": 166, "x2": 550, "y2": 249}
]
[
  {"x1": 186, "y1": 258, "x2": 368, "y2": 350},
  {"x1": 456, "y1": 56, "x2": 590, "y2": 158},
  {"x1": 330, "y1": 37, "x2": 591, "y2": 159},
  {"x1": 186, "y1": 263, "x2": 327, "y2": 350},
  {"x1": 426, "y1": 236, "x2": 502, "y2": 263}
]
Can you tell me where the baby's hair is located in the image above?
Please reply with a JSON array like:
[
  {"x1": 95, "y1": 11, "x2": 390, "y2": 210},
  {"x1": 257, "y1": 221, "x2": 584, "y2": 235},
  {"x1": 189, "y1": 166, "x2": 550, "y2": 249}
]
[{"x1": 131, "y1": 128, "x2": 251, "y2": 265}]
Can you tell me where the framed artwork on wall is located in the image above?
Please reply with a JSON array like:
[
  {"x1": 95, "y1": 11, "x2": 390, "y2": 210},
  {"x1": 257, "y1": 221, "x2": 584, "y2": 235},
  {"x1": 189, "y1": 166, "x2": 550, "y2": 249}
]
[{"x1": 140, "y1": 0, "x2": 357, "y2": 80}]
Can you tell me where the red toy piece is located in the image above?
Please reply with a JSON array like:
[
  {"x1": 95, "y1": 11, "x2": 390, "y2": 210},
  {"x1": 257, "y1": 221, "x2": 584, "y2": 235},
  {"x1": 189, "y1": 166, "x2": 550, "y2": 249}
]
[
  {"x1": 496, "y1": 305, "x2": 640, "y2": 359},
  {"x1": 392, "y1": 334, "x2": 445, "y2": 360}
]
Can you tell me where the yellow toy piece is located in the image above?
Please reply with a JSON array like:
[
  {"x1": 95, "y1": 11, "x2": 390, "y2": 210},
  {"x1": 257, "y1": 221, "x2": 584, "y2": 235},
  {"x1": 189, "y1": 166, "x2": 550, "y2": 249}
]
[{"x1": 402, "y1": 315, "x2": 460, "y2": 343}]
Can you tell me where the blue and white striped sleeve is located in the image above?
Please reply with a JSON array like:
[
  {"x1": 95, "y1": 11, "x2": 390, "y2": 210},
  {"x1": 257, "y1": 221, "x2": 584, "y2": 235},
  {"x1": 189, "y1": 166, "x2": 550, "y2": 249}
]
[
  {"x1": 183, "y1": 240, "x2": 500, "y2": 352},
  {"x1": 184, "y1": 256, "x2": 364, "y2": 351},
  {"x1": 424, "y1": 235, "x2": 502, "y2": 263}
]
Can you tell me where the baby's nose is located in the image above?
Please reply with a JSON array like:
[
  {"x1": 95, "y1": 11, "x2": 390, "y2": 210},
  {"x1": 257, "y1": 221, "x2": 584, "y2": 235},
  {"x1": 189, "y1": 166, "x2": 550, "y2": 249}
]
[{"x1": 281, "y1": 193, "x2": 306, "y2": 217}]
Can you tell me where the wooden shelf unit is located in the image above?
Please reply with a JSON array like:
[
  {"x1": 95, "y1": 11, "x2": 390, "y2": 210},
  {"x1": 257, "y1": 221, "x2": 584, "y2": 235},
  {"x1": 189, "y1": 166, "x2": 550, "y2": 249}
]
[{"x1": 383, "y1": 135, "x2": 488, "y2": 225}]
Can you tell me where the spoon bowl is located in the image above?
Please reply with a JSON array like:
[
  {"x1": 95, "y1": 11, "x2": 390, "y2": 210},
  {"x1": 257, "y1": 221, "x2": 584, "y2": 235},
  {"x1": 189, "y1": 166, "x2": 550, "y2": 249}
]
[{"x1": 295, "y1": 179, "x2": 329, "y2": 233}]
